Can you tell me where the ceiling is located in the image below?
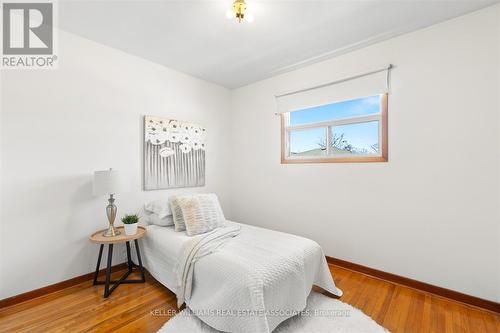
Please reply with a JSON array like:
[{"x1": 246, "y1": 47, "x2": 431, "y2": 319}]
[{"x1": 58, "y1": 0, "x2": 498, "y2": 89}]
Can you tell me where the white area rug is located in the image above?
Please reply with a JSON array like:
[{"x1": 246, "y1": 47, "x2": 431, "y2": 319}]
[{"x1": 158, "y1": 292, "x2": 388, "y2": 333}]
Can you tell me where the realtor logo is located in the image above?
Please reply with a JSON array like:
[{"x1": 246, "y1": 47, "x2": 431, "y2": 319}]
[{"x1": 2, "y1": 1, "x2": 57, "y2": 68}]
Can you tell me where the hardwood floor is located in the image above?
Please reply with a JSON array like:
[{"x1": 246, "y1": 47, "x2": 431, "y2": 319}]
[{"x1": 0, "y1": 264, "x2": 498, "y2": 332}]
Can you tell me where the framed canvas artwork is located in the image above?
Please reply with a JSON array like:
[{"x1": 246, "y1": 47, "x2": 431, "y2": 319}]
[{"x1": 143, "y1": 116, "x2": 206, "y2": 190}]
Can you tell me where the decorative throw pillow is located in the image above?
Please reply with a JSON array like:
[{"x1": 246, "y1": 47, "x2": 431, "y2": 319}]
[
  {"x1": 144, "y1": 200, "x2": 172, "y2": 219},
  {"x1": 177, "y1": 193, "x2": 226, "y2": 236},
  {"x1": 169, "y1": 196, "x2": 186, "y2": 232},
  {"x1": 146, "y1": 213, "x2": 174, "y2": 227}
]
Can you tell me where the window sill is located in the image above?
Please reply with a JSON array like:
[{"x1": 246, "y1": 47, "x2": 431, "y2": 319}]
[{"x1": 281, "y1": 155, "x2": 388, "y2": 164}]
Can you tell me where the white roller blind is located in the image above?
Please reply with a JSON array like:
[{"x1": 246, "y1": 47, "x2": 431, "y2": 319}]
[{"x1": 276, "y1": 66, "x2": 391, "y2": 114}]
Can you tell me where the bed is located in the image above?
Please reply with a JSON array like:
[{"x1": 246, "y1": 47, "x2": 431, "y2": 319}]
[{"x1": 141, "y1": 221, "x2": 342, "y2": 333}]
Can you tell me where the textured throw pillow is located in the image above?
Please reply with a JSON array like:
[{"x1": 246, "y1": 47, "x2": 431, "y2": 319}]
[
  {"x1": 170, "y1": 196, "x2": 186, "y2": 232},
  {"x1": 177, "y1": 194, "x2": 226, "y2": 236},
  {"x1": 144, "y1": 200, "x2": 172, "y2": 219}
]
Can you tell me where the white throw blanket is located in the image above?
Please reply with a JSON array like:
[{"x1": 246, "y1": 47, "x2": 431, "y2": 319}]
[
  {"x1": 173, "y1": 222, "x2": 342, "y2": 333},
  {"x1": 175, "y1": 224, "x2": 242, "y2": 306}
]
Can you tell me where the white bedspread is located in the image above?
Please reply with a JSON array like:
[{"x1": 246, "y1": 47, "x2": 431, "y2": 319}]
[
  {"x1": 169, "y1": 221, "x2": 342, "y2": 333},
  {"x1": 141, "y1": 224, "x2": 190, "y2": 294},
  {"x1": 175, "y1": 224, "x2": 242, "y2": 307}
]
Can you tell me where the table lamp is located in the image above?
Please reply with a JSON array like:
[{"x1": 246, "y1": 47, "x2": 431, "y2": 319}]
[{"x1": 93, "y1": 168, "x2": 126, "y2": 237}]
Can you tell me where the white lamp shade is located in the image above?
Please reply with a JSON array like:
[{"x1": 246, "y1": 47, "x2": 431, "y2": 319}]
[{"x1": 93, "y1": 169, "x2": 127, "y2": 196}]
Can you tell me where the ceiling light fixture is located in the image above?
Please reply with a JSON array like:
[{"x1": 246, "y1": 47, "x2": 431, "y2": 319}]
[{"x1": 226, "y1": 0, "x2": 254, "y2": 23}]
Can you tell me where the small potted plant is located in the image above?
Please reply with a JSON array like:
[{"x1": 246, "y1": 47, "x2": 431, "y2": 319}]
[{"x1": 122, "y1": 214, "x2": 139, "y2": 236}]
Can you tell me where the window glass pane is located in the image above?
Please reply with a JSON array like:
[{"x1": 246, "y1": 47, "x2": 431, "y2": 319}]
[
  {"x1": 289, "y1": 127, "x2": 326, "y2": 157},
  {"x1": 290, "y1": 95, "x2": 381, "y2": 126},
  {"x1": 330, "y1": 121, "x2": 379, "y2": 155}
]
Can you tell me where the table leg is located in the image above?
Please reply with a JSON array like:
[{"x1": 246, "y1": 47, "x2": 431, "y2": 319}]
[
  {"x1": 92, "y1": 239, "x2": 145, "y2": 298},
  {"x1": 93, "y1": 244, "x2": 104, "y2": 285},
  {"x1": 104, "y1": 244, "x2": 113, "y2": 298},
  {"x1": 126, "y1": 241, "x2": 132, "y2": 273},
  {"x1": 134, "y1": 239, "x2": 146, "y2": 282}
]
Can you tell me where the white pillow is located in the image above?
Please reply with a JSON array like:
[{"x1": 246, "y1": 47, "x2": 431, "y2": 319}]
[
  {"x1": 177, "y1": 194, "x2": 226, "y2": 236},
  {"x1": 145, "y1": 212, "x2": 174, "y2": 227},
  {"x1": 169, "y1": 196, "x2": 186, "y2": 232},
  {"x1": 144, "y1": 200, "x2": 172, "y2": 219}
]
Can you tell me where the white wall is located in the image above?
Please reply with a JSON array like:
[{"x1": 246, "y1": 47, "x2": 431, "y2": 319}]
[
  {"x1": 1, "y1": 4, "x2": 499, "y2": 304},
  {"x1": 0, "y1": 30, "x2": 231, "y2": 299},
  {"x1": 229, "y1": 5, "x2": 500, "y2": 302}
]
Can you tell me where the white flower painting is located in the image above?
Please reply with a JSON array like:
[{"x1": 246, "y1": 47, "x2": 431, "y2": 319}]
[{"x1": 144, "y1": 116, "x2": 206, "y2": 190}]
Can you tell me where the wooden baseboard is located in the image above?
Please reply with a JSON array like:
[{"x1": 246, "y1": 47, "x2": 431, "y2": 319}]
[
  {"x1": 0, "y1": 263, "x2": 128, "y2": 309},
  {"x1": 2, "y1": 256, "x2": 498, "y2": 314},
  {"x1": 326, "y1": 256, "x2": 500, "y2": 314}
]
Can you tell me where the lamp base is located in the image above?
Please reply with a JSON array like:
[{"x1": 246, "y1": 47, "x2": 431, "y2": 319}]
[
  {"x1": 103, "y1": 225, "x2": 121, "y2": 237},
  {"x1": 102, "y1": 194, "x2": 120, "y2": 237}
]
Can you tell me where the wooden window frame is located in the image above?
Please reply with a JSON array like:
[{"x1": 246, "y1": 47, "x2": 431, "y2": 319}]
[{"x1": 281, "y1": 93, "x2": 388, "y2": 164}]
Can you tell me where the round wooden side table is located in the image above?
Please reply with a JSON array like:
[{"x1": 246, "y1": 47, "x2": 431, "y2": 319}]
[{"x1": 89, "y1": 226, "x2": 147, "y2": 298}]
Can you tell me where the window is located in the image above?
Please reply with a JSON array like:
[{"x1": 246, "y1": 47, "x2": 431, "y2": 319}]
[{"x1": 281, "y1": 94, "x2": 388, "y2": 163}]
